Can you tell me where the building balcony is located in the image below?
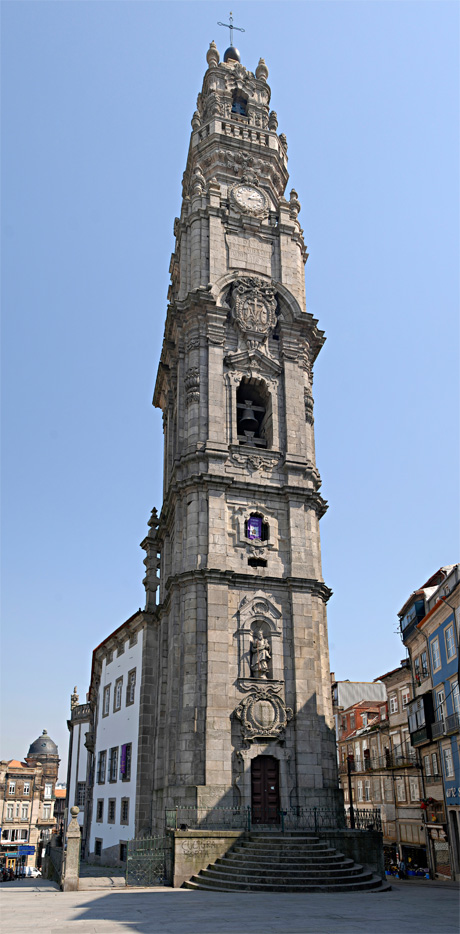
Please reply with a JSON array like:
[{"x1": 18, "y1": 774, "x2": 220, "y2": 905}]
[
  {"x1": 339, "y1": 752, "x2": 418, "y2": 773},
  {"x1": 410, "y1": 726, "x2": 430, "y2": 747},
  {"x1": 71, "y1": 703, "x2": 91, "y2": 723},
  {"x1": 445, "y1": 712, "x2": 460, "y2": 734},
  {"x1": 431, "y1": 720, "x2": 446, "y2": 739}
]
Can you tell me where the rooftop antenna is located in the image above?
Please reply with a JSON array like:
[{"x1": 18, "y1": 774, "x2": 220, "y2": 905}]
[{"x1": 217, "y1": 11, "x2": 245, "y2": 47}]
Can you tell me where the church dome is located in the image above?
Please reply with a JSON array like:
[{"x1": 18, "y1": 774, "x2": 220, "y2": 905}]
[
  {"x1": 223, "y1": 46, "x2": 240, "y2": 63},
  {"x1": 27, "y1": 729, "x2": 58, "y2": 757}
]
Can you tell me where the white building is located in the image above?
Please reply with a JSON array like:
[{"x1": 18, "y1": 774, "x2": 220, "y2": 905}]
[{"x1": 87, "y1": 612, "x2": 145, "y2": 866}]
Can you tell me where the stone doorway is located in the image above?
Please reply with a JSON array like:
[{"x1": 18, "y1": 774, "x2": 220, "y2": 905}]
[{"x1": 251, "y1": 755, "x2": 280, "y2": 824}]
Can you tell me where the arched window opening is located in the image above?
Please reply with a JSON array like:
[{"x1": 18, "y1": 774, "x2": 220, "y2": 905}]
[
  {"x1": 236, "y1": 378, "x2": 272, "y2": 447},
  {"x1": 245, "y1": 513, "x2": 269, "y2": 542},
  {"x1": 232, "y1": 91, "x2": 248, "y2": 116}
]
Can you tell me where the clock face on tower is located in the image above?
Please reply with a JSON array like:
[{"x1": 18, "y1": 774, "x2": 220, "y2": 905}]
[{"x1": 231, "y1": 184, "x2": 268, "y2": 217}]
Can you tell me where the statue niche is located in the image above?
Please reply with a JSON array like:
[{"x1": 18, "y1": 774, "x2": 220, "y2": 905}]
[{"x1": 250, "y1": 623, "x2": 272, "y2": 679}]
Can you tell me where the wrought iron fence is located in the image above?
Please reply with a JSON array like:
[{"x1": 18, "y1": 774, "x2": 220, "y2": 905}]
[
  {"x1": 126, "y1": 835, "x2": 172, "y2": 887},
  {"x1": 280, "y1": 806, "x2": 347, "y2": 833},
  {"x1": 345, "y1": 807, "x2": 382, "y2": 832},
  {"x1": 165, "y1": 806, "x2": 250, "y2": 831}
]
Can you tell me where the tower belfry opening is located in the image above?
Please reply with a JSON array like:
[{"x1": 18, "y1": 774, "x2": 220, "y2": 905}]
[{"x1": 137, "y1": 39, "x2": 340, "y2": 838}]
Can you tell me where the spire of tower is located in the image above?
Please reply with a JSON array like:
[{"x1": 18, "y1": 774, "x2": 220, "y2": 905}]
[{"x1": 217, "y1": 11, "x2": 245, "y2": 63}]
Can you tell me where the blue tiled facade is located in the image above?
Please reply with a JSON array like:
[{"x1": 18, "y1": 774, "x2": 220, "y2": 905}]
[{"x1": 428, "y1": 612, "x2": 460, "y2": 804}]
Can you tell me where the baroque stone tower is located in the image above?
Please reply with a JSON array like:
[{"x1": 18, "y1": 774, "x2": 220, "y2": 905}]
[{"x1": 138, "y1": 42, "x2": 340, "y2": 832}]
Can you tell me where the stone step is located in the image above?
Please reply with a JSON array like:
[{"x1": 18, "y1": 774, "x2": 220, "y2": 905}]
[
  {"x1": 184, "y1": 873, "x2": 390, "y2": 894},
  {"x1": 236, "y1": 845, "x2": 339, "y2": 857},
  {"x1": 209, "y1": 863, "x2": 366, "y2": 880},
  {"x1": 221, "y1": 853, "x2": 353, "y2": 869},
  {"x1": 247, "y1": 832, "x2": 319, "y2": 843}
]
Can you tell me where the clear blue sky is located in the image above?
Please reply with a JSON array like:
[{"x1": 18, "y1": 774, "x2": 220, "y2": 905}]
[{"x1": 2, "y1": 1, "x2": 458, "y2": 780}]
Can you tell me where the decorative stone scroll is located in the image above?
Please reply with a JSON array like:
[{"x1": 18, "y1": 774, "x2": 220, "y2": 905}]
[
  {"x1": 184, "y1": 367, "x2": 200, "y2": 405},
  {"x1": 231, "y1": 277, "x2": 277, "y2": 341},
  {"x1": 235, "y1": 685, "x2": 292, "y2": 741}
]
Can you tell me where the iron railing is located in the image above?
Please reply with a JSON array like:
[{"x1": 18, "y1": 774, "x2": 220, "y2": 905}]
[
  {"x1": 340, "y1": 752, "x2": 417, "y2": 773},
  {"x1": 164, "y1": 804, "x2": 379, "y2": 834},
  {"x1": 345, "y1": 807, "x2": 382, "y2": 832},
  {"x1": 126, "y1": 835, "x2": 172, "y2": 887},
  {"x1": 165, "y1": 806, "x2": 250, "y2": 832},
  {"x1": 279, "y1": 806, "x2": 347, "y2": 833},
  {"x1": 445, "y1": 712, "x2": 460, "y2": 734}
]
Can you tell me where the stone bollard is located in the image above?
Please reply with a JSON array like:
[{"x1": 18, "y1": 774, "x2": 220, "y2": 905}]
[{"x1": 62, "y1": 806, "x2": 81, "y2": 892}]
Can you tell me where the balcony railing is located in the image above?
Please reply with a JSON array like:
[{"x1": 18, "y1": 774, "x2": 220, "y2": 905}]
[
  {"x1": 411, "y1": 726, "x2": 429, "y2": 746},
  {"x1": 431, "y1": 720, "x2": 446, "y2": 739},
  {"x1": 71, "y1": 703, "x2": 91, "y2": 722},
  {"x1": 340, "y1": 751, "x2": 417, "y2": 773},
  {"x1": 445, "y1": 712, "x2": 460, "y2": 734}
]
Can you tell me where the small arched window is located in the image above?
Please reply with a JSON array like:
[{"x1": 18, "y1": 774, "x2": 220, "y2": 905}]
[
  {"x1": 231, "y1": 91, "x2": 248, "y2": 116},
  {"x1": 236, "y1": 378, "x2": 272, "y2": 447}
]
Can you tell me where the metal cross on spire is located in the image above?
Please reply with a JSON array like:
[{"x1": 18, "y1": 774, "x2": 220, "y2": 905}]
[{"x1": 217, "y1": 11, "x2": 245, "y2": 46}]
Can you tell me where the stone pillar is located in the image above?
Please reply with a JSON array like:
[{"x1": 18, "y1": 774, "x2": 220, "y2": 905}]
[{"x1": 62, "y1": 806, "x2": 81, "y2": 892}]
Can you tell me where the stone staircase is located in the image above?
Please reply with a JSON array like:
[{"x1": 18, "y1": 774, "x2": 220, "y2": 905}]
[{"x1": 183, "y1": 832, "x2": 391, "y2": 893}]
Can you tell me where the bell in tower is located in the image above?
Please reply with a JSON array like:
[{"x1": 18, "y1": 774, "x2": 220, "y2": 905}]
[{"x1": 137, "y1": 36, "x2": 341, "y2": 838}]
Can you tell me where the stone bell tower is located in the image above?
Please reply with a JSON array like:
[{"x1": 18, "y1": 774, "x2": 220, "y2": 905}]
[{"x1": 138, "y1": 41, "x2": 340, "y2": 833}]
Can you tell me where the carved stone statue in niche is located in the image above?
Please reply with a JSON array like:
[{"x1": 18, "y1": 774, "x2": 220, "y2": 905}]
[{"x1": 250, "y1": 627, "x2": 271, "y2": 679}]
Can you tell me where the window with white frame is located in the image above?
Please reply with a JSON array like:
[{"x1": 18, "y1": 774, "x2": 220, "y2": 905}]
[
  {"x1": 103, "y1": 685, "x2": 111, "y2": 717},
  {"x1": 8, "y1": 782, "x2": 15, "y2": 795},
  {"x1": 114, "y1": 678, "x2": 123, "y2": 712},
  {"x1": 2, "y1": 830, "x2": 9, "y2": 840},
  {"x1": 380, "y1": 705, "x2": 386, "y2": 721},
  {"x1": 20, "y1": 830, "x2": 28, "y2": 840},
  {"x1": 362, "y1": 713, "x2": 368, "y2": 727},
  {"x1": 15, "y1": 803, "x2": 20, "y2": 817},
  {"x1": 21, "y1": 804, "x2": 29, "y2": 820},
  {"x1": 452, "y1": 679, "x2": 460, "y2": 715},
  {"x1": 23, "y1": 782, "x2": 30, "y2": 795},
  {"x1": 443, "y1": 746, "x2": 454, "y2": 778},
  {"x1": 44, "y1": 783, "x2": 52, "y2": 799},
  {"x1": 109, "y1": 746, "x2": 118, "y2": 782},
  {"x1": 401, "y1": 689, "x2": 410, "y2": 708},
  {"x1": 409, "y1": 777, "x2": 420, "y2": 801},
  {"x1": 431, "y1": 637, "x2": 441, "y2": 671},
  {"x1": 424, "y1": 754, "x2": 431, "y2": 777},
  {"x1": 396, "y1": 777, "x2": 406, "y2": 801},
  {"x1": 126, "y1": 669, "x2": 136, "y2": 706},
  {"x1": 43, "y1": 804, "x2": 51, "y2": 820},
  {"x1": 421, "y1": 650, "x2": 428, "y2": 677},
  {"x1": 6, "y1": 804, "x2": 13, "y2": 820},
  {"x1": 445, "y1": 624, "x2": 456, "y2": 661},
  {"x1": 365, "y1": 780, "x2": 371, "y2": 802},
  {"x1": 97, "y1": 750, "x2": 107, "y2": 784},
  {"x1": 389, "y1": 695, "x2": 398, "y2": 714},
  {"x1": 357, "y1": 781, "x2": 363, "y2": 802},
  {"x1": 436, "y1": 688, "x2": 445, "y2": 721}
]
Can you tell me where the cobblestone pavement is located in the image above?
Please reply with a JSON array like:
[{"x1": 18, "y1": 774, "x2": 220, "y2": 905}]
[{"x1": 0, "y1": 878, "x2": 458, "y2": 933}]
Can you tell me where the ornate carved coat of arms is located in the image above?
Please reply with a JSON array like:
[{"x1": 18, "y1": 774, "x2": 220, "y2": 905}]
[
  {"x1": 234, "y1": 685, "x2": 293, "y2": 741},
  {"x1": 231, "y1": 277, "x2": 277, "y2": 340}
]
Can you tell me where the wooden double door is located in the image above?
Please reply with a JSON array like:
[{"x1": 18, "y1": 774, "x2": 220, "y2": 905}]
[{"x1": 251, "y1": 755, "x2": 280, "y2": 824}]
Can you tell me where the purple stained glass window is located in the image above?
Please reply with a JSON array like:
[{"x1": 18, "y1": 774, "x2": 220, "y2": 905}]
[
  {"x1": 247, "y1": 517, "x2": 262, "y2": 540},
  {"x1": 120, "y1": 744, "x2": 127, "y2": 776}
]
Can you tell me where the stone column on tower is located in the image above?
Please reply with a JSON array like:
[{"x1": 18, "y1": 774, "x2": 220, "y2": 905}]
[{"x1": 137, "y1": 41, "x2": 341, "y2": 834}]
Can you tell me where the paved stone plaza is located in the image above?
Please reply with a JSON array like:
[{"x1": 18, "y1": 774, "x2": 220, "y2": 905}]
[{"x1": 1, "y1": 878, "x2": 459, "y2": 933}]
